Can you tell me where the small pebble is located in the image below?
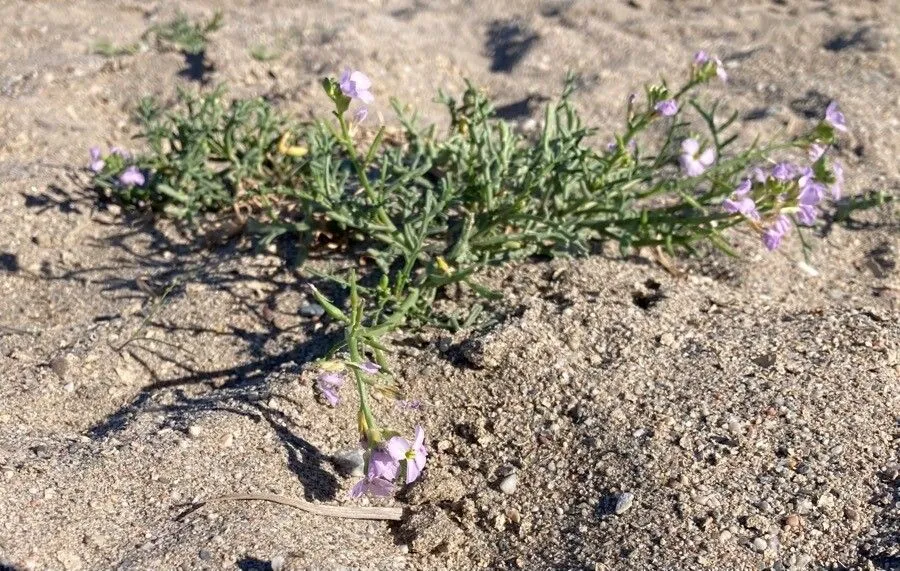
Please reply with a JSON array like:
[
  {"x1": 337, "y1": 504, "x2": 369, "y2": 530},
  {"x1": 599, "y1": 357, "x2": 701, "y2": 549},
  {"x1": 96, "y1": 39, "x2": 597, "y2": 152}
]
[
  {"x1": 784, "y1": 514, "x2": 801, "y2": 528},
  {"x1": 499, "y1": 473, "x2": 518, "y2": 495},
  {"x1": 333, "y1": 448, "x2": 365, "y2": 477},
  {"x1": 752, "y1": 537, "x2": 768, "y2": 552},
  {"x1": 188, "y1": 425, "x2": 203, "y2": 439},
  {"x1": 299, "y1": 303, "x2": 325, "y2": 317},
  {"x1": 614, "y1": 492, "x2": 634, "y2": 515}
]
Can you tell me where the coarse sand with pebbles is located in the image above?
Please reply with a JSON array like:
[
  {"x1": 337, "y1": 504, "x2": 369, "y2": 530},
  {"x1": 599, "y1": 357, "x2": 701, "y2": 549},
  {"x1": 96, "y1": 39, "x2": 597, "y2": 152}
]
[{"x1": 0, "y1": 1, "x2": 898, "y2": 569}]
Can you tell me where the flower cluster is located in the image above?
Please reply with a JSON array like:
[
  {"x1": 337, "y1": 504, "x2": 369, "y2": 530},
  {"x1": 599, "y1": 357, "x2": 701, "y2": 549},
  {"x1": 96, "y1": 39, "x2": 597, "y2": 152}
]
[
  {"x1": 88, "y1": 147, "x2": 145, "y2": 187},
  {"x1": 351, "y1": 426, "x2": 428, "y2": 498},
  {"x1": 720, "y1": 101, "x2": 847, "y2": 251},
  {"x1": 693, "y1": 51, "x2": 728, "y2": 83}
]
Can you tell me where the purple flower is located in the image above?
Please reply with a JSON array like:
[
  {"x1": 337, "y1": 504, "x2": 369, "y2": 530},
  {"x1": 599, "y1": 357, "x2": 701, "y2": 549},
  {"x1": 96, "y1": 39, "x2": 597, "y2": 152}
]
[
  {"x1": 369, "y1": 449, "x2": 399, "y2": 481},
  {"x1": 339, "y1": 70, "x2": 374, "y2": 105},
  {"x1": 714, "y1": 57, "x2": 727, "y2": 82},
  {"x1": 808, "y1": 143, "x2": 826, "y2": 162},
  {"x1": 358, "y1": 361, "x2": 380, "y2": 375},
  {"x1": 655, "y1": 99, "x2": 678, "y2": 117},
  {"x1": 679, "y1": 138, "x2": 715, "y2": 177},
  {"x1": 693, "y1": 52, "x2": 726, "y2": 81},
  {"x1": 353, "y1": 107, "x2": 368, "y2": 123},
  {"x1": 796, "y1": 204, "x2": 817, "y2": 226},
  {"x1": 762, "y1": 214, "x2": 792, "y2": 251},
  {"x1": 89, "y1": 147, "x2": 105, "y2": 173},
  {"x1": 798, "y1": 180, "x2": 826, "y2": 206},
  {"x1": 118, "y1": 166, "x2": 145, "y2": 187},
  {"x1": 349, "y1": 476, "x2": 394, "y2": 498},
  {"x1": 723, "y1": 197, "x2": 759, "y2": 220},
  {"x1": 386, "y1": 426, "x2": 428, "y2": 484},
  {"x1": 751, "y1": 167, "x2": 768, "y2": 184},
  {"x1": 762, "y1": 229, "x2": 783, "y2": 251},
  {"x1": 734, "y1": 179, "x2": 752, "y2": 197},
  {"x1": 825, "y1": 101, "x2": 847, "y2": 132},
  {"x1": 831, "y1": 161, "x2": 843, "y2": 200},
  {"x1": 316, "y1": 372, "x2": 345, "y2": 406},
  {"x1": 773, "y1": 214, "x2": 792, "y2": 234},
  {"x1": 771, "y1": 162, "x2": 797, "y2": 182}
]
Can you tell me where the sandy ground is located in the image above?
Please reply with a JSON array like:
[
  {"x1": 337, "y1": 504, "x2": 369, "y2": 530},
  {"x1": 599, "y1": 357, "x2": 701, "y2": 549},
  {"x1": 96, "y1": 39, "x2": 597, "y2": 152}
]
[{"x1": 1, "y1": 0, "x2": 899, "y2": 569}]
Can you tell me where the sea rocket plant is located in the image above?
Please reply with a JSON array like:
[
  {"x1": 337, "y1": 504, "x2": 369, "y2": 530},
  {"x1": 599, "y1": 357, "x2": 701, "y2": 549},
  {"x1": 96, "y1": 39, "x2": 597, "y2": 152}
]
[{"x1": 83, "y1": 53, "x2": 883, "y2": 504}]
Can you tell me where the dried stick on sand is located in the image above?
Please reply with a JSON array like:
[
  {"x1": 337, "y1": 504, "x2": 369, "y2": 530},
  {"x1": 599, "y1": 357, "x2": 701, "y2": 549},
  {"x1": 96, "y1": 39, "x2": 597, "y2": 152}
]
[{"x1": 192, "y1": 493, "x2": 405, "y2": 521}]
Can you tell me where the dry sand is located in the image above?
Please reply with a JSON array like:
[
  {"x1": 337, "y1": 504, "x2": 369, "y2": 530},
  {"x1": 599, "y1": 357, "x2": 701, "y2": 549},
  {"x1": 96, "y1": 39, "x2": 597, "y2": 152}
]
[{"x1": 0, "y1": 1, "x2": 898, "y2": 569}]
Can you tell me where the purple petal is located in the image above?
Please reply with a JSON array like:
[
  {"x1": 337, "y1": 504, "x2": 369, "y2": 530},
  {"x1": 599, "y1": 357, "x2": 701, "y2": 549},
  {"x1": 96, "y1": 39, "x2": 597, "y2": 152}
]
[
  {"x1": 771, "y1": 162, "x2": 796, "y2": 182},
  {"x1": 317, "y1": 380, "x2": 340, "y2": 406},
  {"x1": 699, "y1": 147, "x2": 716, "y2": 167},
  {"x1": 369, "y1": 450, "x2": 399, "y2": 481},
  {"x1": 405, "y1": 459, "x2": 422, "y2": 484},
  {"x1": 349, "y1": 478, "x2": 367, "y2": 498},
  {"x1": 825, "y1": 101, "x2": 847, "y2": 132},
  {"x1": 808, "y1": 144, "x2": 826, "y2": 161},
  {"x1": 680, "y1": 155, "x2": 706, "y2": 177},
  {"x1": 798, "y1": 181, "x2": 826, "y2": 206},
  {"x1": 773, "y1": 214, "x2": 792, "y2": 235},
  {"x1": 358, "y1": 361, "x2": 380, "y2": 375},
  {"x1": 90, "y1": 159, "x2": 105, "y2": 173},
  {"x1": 353, "y1": 107, "x2": 368, "y2": 123},
  {"x1": 349, "y1": 71, "x2": 372, "y2": 91},
  {"x1": 694, "y1": 51, "x2": 709, "y2": 64},
  {"x1": 762, "y1": 229, "x2": 782, "y2": 251},
  {"x1": 796, "y1": 204, "x2": 817, "y2": 226},
  {"x1": 118, "y1": 166, "x2": 145, "y2": 187},
  {"x1": 681, "y1": 138, "x2": 700, "y2": 155},
  {"x1": 752, "y1": 167, "x2": 768, "y2": 183},
  {"x1": 385, "y1": 436, "x2": 410, "y2": 462},
  {"x1": 734, "y1": 179, "x2": 752, "y2": 197},
  {"x1": 367, "y1": 477, "x2": 395, "y2": 497},
  {"x1": 723, "y1": 197, "x2": 758, "y2": 218},
  {"x1": 714, "y1": 58, "x2": 727, "y2": 82},
  {"x1": 831, "y1": 161, "x2": 843, "y2": 200},
  {"x1": 90, "y1": 147, "x2": 102, "y2": 161},
  {"x1": 318, "y1": 372, "x2": 345, "y2": 387},
  {"x1": 412, "y1": 426, "x2": 426, "y2": 452}
]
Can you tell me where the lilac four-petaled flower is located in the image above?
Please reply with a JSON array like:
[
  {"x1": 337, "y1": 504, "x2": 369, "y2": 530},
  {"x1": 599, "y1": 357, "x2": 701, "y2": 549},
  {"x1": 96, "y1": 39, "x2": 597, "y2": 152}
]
[
  {"x1": 89, "y1": 147, "x2": 105, "y2": 173},
  {"x1": 654, "y1": 99, "x2": 678, "y2": 117},
  {"x1": 762, "y1": 215, "x2": 792, "y2": 252},
  {"x1": 386, "y1": 426, "x2": 428, "y2": 484},
  {"x1": 771, "y1": 162, "x2": 797, "y2": 182},
  {"x1": 118, "y1": 166, "x2": 145, "y2": 187},
  {"x1": 693, "y1": 51, "x2": 727, "y2": 82},
  {"x1": 722, "y1": 179, "x2": 759, "y2": 220},
  {"x1": 339, "y1": 70, "x2": 375, "y2": 105},
  {"x1": 679, "y1": 138, "x2": 715, "y2": 177},
  {"x1": 316, "y1": 372, "x2": 345, "y2": 407},
  {"x1": 825, "y1": 101, "x2": 847, "y2": 132}
]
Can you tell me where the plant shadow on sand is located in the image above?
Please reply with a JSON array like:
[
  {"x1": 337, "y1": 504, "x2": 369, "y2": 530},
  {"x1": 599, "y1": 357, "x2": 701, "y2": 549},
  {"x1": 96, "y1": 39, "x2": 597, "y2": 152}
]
[{"x1": 21, "y1": 179, "x2": 370, "y2": 502}]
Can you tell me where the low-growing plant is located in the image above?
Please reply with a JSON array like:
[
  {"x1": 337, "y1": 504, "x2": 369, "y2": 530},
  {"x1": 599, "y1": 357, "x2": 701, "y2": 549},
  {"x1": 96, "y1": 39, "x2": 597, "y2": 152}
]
[
  {"x1": 88, "y1": 55, "x2": 888, "y2": 499},
  {"x1": 144, "y1": 10, "x2": 224, "y2": 55}
]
